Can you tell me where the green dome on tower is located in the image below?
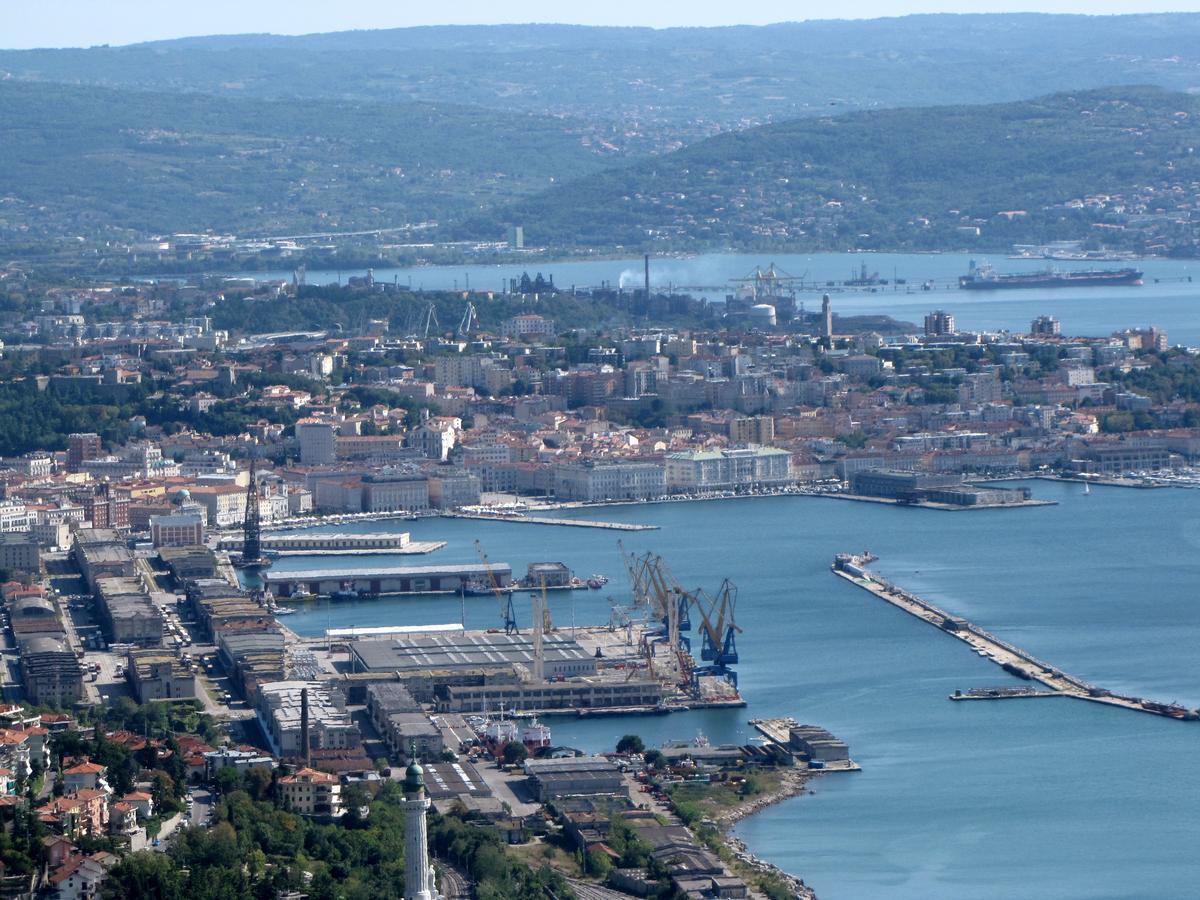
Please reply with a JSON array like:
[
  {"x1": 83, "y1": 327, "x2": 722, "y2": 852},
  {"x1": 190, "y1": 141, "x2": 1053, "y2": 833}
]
[{"x1": 404, "y1": 742, "x2": 424, "y2": 792}]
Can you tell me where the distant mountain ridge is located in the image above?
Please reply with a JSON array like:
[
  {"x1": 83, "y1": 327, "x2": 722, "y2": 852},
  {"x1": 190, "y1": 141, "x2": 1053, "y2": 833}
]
[{"x1": 6, "y1": 14, "x2": 1200, "y2": 146}]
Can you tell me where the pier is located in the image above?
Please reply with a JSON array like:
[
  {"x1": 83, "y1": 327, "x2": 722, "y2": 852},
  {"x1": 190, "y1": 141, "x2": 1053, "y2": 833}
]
[
  {"x1": 218, "y1": 531, "x2": 445, "y2": 555},
  {"x1": 264, "y1": 562, "x2": 512, "y2": 599},
  {"x1": 831, "y1": 554, "x2": 1199, "y2": 722},
  {"x1": 750, "y1": 717, "x2": 861, "y2": 772},
  {"x1": 446, "y1": 512, "x2": 657, "y2": 531}
]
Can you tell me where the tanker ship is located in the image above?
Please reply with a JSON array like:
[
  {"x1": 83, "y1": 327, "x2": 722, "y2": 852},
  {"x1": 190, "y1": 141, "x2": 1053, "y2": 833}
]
[{"x1": 959, "y1": 260, "x2": 1143, "y2": 290}]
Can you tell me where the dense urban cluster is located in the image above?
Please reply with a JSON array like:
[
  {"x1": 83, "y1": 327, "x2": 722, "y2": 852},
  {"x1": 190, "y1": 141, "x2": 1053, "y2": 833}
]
[{"x1": 0, "y1": 264, "x2": 1193, "y2": 895}]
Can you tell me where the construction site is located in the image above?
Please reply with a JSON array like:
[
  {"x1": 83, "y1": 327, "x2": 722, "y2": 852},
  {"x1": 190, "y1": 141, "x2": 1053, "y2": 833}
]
[{"x1": 298, "y1": 541, "x2": 746, "y2": 717}]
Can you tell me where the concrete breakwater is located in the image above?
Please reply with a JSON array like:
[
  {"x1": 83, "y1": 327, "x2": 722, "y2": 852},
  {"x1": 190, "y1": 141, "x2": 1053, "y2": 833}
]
[{"x1": 832, "y1": 553, "x2": 1200, "y2": 722}]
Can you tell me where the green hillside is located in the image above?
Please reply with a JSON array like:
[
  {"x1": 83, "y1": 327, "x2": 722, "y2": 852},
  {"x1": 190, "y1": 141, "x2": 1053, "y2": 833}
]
[
  {"x1": 456, "y1": 87, "x2": 1200, "y2": 255},
  {"x1": 0, "y1": 81, "x2": 630, "y2": 239}
]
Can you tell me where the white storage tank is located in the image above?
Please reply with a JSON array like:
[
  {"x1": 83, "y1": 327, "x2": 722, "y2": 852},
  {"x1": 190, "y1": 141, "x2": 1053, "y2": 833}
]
[{"x1": 749, "y1": 303, "x2": 777, "y2": 327}]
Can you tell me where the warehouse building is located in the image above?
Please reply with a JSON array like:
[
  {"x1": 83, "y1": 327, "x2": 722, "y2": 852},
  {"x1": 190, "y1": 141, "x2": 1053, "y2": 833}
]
[
  {"x1": 440, "y1": 678, "x2": 663, "y2": 714},
  {"x1": 524, "y1": 757, "x2": 623, "y2": 801},
  {"x1": 256, "y1": 680, "x2": 359, "y2": 759},
  {"x1": 21, "y1": 636, "x2": 86, "y2": 706},
  {"x1": 348, "y1": 632, "x2": 598, "y2": 680}
]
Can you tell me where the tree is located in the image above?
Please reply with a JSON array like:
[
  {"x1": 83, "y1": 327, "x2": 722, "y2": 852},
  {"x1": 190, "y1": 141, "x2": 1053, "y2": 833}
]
[
  {"x1": 643, "y1": 749, "x2": 665, "y2": 770},
  {"x1": 586, "y1": 848, "x2": 614, "y2": 880},
  {"x1": 501, "y1": 741, "x2": 528, "y2": 766},
  {"x1": 101, "y1": 851, "x2": 183, "y2": 900},
  {"x1": 615, "y1": 735, "x2": 644, "y2": 754}
]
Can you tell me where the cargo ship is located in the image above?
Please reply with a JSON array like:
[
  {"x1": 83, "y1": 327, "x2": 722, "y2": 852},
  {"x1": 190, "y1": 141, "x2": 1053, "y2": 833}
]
[{"x1": 959, "y1": 260, "x2": 1143, "y2": 290}]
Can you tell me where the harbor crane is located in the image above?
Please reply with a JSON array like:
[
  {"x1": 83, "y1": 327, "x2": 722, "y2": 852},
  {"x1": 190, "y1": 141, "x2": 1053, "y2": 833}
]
[
  {"x1": 420, "y1": 302, "x2": 440, "y2": 339},
  {"x1": 729, "y1": 262, "x2": 805, "y2": 301},
  {"x1": 693, "y1": 578, "x2": 741, "y2": 688},
  {"x1": 457, "y1": 301, "x2": 477, "y2": 338},
  {"x1": 620, "y1": 544, "x2": 691, "y2": 650},
  {"x1": 475, "y1": 540, "x2": 517, "y2": 635}
]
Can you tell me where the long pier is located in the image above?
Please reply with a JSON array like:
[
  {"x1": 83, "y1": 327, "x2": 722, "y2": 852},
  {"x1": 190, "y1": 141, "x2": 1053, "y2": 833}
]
[
  {"x1": 831, "y1": 554, "x2": 1199, "y2": 722},
  {"x1": 445, "y1": 512, "x2": 657, "y2": 531}
]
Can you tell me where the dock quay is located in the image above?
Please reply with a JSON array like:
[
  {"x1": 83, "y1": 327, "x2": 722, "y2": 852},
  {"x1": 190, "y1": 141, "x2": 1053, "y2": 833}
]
[
  {"x1": 950, "y1": 687, "x2": 1063, "y2": 701},
  {"x1": 832, "y1": 553, "x2": 1200, "y2": 722},
  {"x1": 218, "y1": 531, "x2": 445, "y2": 556},
  {"x1": 750, "y1": 717, "x2": 861, "y2": 772},
  {"x1": 264, "y1": 562, "x2": 512, "y2": 599},
  {"x1": 445, "y1": 511, "x2": 657, "y2": 531}
]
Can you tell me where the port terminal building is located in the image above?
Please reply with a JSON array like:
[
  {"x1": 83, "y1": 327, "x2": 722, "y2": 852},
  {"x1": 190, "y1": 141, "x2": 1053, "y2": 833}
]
[
  {"x1": 348, "y1": 632, "x2": 598, "y2": 680},
  {"x1": 264, "y1": 563, "x2": 511, "y2": 597},
  {"x1": 849, "y1": 470, "x2": 1033, "y2": 506}
]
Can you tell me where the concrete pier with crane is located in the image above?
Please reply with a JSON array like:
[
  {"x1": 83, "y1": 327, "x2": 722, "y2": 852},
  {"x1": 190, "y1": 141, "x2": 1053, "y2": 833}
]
[{"x1": 832, "y1": 553, "x2": 1199, "y2": 722}]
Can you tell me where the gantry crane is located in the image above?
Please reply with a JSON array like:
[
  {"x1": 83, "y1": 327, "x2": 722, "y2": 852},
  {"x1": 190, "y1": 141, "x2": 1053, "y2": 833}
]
[
  {"x1": 457, "y1": 301, "x2": 477, "y2": 338},
  {"x1": 693, "y1": 578, "x2": 741, "y2": 688},
  {"x1": 475, "y1": 540, "x2": 517, "y2": 635}
]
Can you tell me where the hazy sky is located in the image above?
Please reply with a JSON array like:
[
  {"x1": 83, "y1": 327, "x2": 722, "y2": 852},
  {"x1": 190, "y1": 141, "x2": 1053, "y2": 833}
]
[{"x1": 5, "y1": 1, "x2": 1200, "y2": 49}]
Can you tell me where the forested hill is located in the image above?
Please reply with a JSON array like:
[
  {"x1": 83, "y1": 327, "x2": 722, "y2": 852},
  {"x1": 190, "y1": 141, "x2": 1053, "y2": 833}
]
[
  {"x1": 452, "y1": 87, "x2": 1200, "y2": 254},
  {"x1": 5, "y1": 14, "x2": 1200, "y2": 145},
  {"x1": 0, "y1": 81, "x2": 631, "y2": 238}
]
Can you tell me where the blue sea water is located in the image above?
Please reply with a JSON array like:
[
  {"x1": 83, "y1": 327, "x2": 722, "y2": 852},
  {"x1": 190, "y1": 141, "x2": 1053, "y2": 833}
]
[
  {"x1": 244, "y1": 251, "x2": 1200, "y2": 347},
  {"x1": 278, "y1": 481, "x2": 1200, "y2": 899}
]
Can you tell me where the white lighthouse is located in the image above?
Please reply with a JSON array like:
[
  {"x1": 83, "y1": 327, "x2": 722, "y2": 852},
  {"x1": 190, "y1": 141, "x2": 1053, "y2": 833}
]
[{"x1": 401, "y1": 745, "x2": 441, "y2": 900}]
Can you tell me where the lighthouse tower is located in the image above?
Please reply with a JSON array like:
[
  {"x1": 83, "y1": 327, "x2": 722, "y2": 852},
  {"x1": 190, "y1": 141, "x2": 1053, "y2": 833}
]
[{"x1": 401, "y1": 745, "x2": 441, "y2": 900}]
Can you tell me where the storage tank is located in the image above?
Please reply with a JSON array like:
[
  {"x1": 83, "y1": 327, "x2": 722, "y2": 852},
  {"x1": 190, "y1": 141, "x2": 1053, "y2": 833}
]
[{"x1": 748, "y1": 303, "x2": 777, "y2": 327}]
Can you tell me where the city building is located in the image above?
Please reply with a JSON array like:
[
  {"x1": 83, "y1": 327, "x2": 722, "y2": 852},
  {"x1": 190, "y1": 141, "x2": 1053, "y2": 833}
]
[
  {"x1": 127, "y1": 649, "x2": 197, "y2": 703},
  {"x1": 1031, "y1": 315, "x2": 1061, "y2": 336},
  {"x1": 296, "y1": 421, "x2": 337, "y2": 465},
  {"x1": 256, "y1": 681, "x2": 359, "y2": 759},
  {"x1": 0, "y1": 533, "x2": 41, "y2": 574},
  {"x1": 924, "y1": 310, "x2": 957, "y2": 336},
  {"x1": 278, "y1": 767, "x2": 344, "y2": 818},
  {"x1": 66, "y1": 433, "x2": 102, "y2": 473},
  {"x1": 500, "y1": 314, "x2": 555, "y2": 339},
  {"x1": 148, "y1": 509, "x2": 205, "y2": 548},
  {"x1": 21, "y1": 637, "x2": 86, "y2": 706},
  {"x1": 664, "y1": 447, "x2": 793, "y2": 491},
  {"x1": 553, "y1": 460, "x2": 666, "y2": 502}
]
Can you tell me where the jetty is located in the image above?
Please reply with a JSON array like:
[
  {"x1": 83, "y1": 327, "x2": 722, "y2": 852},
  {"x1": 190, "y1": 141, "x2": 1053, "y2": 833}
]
[
  {"x1": 446, "y1": 512, "x2": 656, "y2": 531},
  {"x1": 750, "y1": 717, "x2": 861, "y2": 772},
  {"x1": 831, "y1": 553, "x2": 1199, "y2": 722},
  {"x1": 218, "y1": 531, "x2": 445, "y2": 555}
]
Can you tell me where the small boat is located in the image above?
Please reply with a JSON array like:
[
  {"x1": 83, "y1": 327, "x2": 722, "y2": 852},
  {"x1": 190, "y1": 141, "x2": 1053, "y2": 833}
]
[
  {"x1": 272, "y1": 606, "x2": 296, "y2": 616},
  {"x1": 587, "y1": 574, "x2": 609, "y2": 589}
]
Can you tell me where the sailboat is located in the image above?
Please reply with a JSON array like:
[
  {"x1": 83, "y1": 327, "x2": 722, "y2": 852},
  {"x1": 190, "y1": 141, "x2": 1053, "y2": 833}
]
[{"x1": 1083, "y1": 482, "x2": 1091, "y2": 495}]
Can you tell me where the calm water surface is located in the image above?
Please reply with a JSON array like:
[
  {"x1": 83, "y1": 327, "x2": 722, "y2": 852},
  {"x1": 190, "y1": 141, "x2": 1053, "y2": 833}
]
[{"x1": 279, "y1": 482, "x2": 1200, "y2": 899}]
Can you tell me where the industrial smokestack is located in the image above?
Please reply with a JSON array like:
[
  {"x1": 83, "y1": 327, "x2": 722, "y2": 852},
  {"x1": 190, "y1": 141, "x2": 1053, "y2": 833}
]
[
  {"x1": 644, "y1": 254, "x2": 650, "y2": 299},
  {"x1": 300, "y1": 687, "x2": 311, "y2": 767}
]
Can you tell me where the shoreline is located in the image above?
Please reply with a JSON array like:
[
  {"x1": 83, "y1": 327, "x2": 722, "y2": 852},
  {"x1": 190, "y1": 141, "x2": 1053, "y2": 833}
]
[{"x1": 710, "y1": 769, "x2": 819, "y2": 900}]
